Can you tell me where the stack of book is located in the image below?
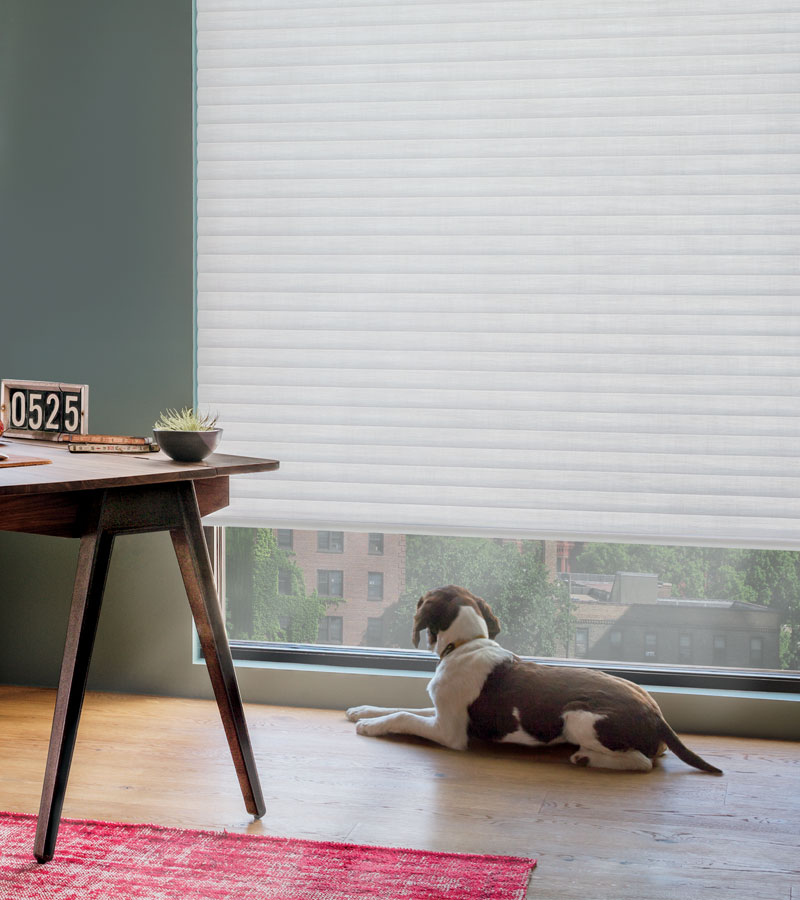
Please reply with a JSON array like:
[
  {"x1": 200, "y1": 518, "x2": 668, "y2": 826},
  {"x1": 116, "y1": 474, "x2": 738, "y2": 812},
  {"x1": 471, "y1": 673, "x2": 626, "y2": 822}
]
[{"x1": 60, "y1": 434, "x2": 160, "y2": 454}]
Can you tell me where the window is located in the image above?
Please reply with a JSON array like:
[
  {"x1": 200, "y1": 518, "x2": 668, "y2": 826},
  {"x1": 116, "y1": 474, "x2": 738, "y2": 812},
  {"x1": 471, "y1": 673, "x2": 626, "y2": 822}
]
[
  {"x1": 200, "y1": 3, "x2": 800, "y2": 699},
  {"x1": 317, "y1": 570, "x2": 343, "y2": 598},
  {"x1": 277, "y1": 568, "x2": 292, "y2": 595},
  {"x1": 317, "y1": 532, "x2": 343, "y2": 553},
  {"x1": 278, "y1": 616, "x2": 292, "y2": 639},
  {"x1": 276, "y1": 530, "x2": 293, "y2": 550},
  {"x1": 318, "y1": 616, "x2": 343, "y2": 645},
  {"x1": 367, "y1": 572, "x2": 384, "y2": 601},
  {"x1": 223, "y1": 529, "x2": 798, "y2": 693},
  {"x1": 368, "y1": 534, "x2": 384, "y2": 555}
]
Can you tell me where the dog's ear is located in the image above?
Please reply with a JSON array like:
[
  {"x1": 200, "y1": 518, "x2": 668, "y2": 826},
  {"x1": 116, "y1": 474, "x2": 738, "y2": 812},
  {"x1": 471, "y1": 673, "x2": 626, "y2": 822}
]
[
  {"x1": 476, "y1": 597, "x2": 501, "y2": 639},
  {"x1": 412, "y1": 595, "x2": 435, "y2": 648}
]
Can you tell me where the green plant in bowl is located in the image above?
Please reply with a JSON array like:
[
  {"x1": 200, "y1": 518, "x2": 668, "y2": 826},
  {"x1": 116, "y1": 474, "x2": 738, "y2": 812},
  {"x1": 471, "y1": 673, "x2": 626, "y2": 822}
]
[
  {"x1": 153, "y1": 408, "x2": 219, "y2": 432},
  {"x1": 153, "y1": 407, "x2": 222, "y2": 462}
]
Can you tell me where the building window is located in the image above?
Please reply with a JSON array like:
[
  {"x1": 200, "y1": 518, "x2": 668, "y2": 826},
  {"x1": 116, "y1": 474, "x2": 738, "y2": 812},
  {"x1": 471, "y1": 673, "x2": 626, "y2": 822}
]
[
  {"x1": 276, "y1": 529, "x2": 293, "y2": 550},
  {"x1": 317, "y1": 531, "x2": 344, "y2": 553},
  {"x1": 713, "y1": 635, "x2": 727, "y2": 666},
  {"x1": 368, "y1": 533, "x2": 384, "y2": 555},
  {"x1": 317, "y1": 570, "x2": 343, "y2": 597},
  {"x1": 365, "y1": 617, "x2": 383, "y2": 646},
  {"x1": 750, "y1": 636, "x2": 764, "y2": 668},
  {"x1": 679, "y1": 633, "x2": 692, "y2": 664},
  {"x1": 644, "y1": 633, "x2": 657, "y2": 660},
  {"x1": 575, "y1": 627, "x2": 588, "y2": 658},
  {"x1": 318, "y1": 616, "x2": 343, "y2": 645},
  {"x1": 278, "y1": 567, "x2": 292, "y2": 594},
  {"x1": 367, "y1": 572, "x2": 384, "y2": 601},
  {"x1": 609, "y1": 630, "x2": 622, "y2": 649}
]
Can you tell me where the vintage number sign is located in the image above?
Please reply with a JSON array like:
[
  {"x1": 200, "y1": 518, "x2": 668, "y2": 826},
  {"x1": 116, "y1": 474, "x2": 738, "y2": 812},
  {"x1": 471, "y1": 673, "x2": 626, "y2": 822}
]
[{"x1": 0, "y1": 379, "x2": 89, "y2": 439}]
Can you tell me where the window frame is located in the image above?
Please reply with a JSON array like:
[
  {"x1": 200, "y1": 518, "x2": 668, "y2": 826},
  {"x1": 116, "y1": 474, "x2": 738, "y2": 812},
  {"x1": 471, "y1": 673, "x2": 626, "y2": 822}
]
[
  {"x1": 210, "y1": 527, "x2": 799, "y2": 695},
  {"x1": 317, "y1": 615, "x2": 344, "y2": 645},
  {"x1": 367, "y1": 571, "x2": 384, "y2": 601},
  {"x1": 317, "y1": 568, "x2": 344, "y2": 598},
  {"x1": 317, "y1": 531, "x2": 344, "y2": 553},
  {"x1": 228, "y1": 638, "x2": 799, "y2": 693}
]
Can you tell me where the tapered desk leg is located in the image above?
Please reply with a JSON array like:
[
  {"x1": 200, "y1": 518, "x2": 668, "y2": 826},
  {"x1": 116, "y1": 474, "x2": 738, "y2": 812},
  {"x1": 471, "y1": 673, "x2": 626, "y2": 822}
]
[
  {"x1": 34, "y1": 506, "x2": 115, "y2": 863},
  {"x1": 170, "y1": 481, "x2": 265, "y2": 819}
]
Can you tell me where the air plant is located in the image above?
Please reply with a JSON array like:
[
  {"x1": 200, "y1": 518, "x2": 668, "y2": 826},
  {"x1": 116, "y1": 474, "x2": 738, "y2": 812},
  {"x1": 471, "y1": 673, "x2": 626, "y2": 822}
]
[{"x1": 153, "y1": 407, "x2": 219, "y2": 432}]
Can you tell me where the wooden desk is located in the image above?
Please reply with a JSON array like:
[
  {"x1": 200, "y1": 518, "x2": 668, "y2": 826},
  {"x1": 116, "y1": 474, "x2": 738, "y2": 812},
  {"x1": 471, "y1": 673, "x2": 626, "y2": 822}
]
[{"x1": 0, "y1": 439, "x2": 279, "y2": 862}]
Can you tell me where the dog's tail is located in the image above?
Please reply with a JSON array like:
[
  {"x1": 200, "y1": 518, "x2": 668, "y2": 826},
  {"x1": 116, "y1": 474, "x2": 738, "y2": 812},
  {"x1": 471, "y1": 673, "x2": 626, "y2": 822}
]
[{"x1": 658, "y1": 721, "x2": 723, "y2": 774}]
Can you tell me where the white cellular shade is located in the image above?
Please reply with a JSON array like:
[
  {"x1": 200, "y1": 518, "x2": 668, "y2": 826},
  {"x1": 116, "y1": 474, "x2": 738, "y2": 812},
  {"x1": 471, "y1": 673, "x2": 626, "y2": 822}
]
[{"x1": 196, "y1": 0, "x2": 800, "y2": 548}]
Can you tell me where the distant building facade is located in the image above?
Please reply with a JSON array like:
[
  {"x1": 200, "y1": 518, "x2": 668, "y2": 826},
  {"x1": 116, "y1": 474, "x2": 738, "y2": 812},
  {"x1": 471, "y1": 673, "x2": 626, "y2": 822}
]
[
  {"x1": 274, "y1": 529, "x2": 406, "y2": 647},
  {"x1": 566, "y1": 572, "x2": 781, "y2": 669}
]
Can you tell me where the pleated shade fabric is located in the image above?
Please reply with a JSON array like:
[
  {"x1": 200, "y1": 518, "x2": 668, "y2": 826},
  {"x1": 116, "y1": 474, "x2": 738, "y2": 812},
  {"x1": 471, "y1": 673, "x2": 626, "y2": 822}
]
[{"x1": 196, "y1": 0, "x2": 800, "y2": 548}]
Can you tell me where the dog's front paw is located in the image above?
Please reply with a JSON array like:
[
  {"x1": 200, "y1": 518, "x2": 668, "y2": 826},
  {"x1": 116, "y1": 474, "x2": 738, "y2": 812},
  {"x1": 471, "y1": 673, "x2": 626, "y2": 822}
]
[
  {"x1": 355, "y1": 718, "x2": 387, "y2": 737},
  {"x1": 346, "y1": 705, "x2": 383, "y2": 722}
]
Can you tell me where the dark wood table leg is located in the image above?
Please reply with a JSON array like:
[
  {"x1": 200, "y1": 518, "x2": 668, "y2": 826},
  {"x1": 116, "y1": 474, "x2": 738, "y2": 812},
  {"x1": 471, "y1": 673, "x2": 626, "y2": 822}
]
[
  {"x1": 169, "y1": 481, "x2": 266, "y2": 819},
  {"x1": 34, "y1": 496, "x2": 115, "y2": 863}
]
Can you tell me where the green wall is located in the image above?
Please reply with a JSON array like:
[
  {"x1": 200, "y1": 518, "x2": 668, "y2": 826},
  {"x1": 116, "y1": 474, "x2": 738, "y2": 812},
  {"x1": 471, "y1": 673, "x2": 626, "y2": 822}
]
[{"x1": 0, "y1": 0, "x2": 208, "y2": 695}]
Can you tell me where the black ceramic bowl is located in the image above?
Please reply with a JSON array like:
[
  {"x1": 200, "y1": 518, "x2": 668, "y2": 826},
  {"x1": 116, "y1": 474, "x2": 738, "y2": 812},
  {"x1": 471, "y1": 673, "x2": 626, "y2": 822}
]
[{"x1": 153, "y1": 428, "x2": 222, "y2": 462}]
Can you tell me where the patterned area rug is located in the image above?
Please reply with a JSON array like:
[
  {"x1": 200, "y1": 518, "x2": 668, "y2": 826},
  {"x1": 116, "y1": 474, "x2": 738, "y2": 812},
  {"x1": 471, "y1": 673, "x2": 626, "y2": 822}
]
[{"x1": 0, "y1": 812, "x2": 536, "y2": 899}]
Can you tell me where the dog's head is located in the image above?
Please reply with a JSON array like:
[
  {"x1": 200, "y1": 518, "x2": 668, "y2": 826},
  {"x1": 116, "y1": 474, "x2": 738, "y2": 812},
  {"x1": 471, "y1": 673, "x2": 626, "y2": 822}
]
[{"x1": 412, "y1": 585, "x2": 501, "y2": 654}]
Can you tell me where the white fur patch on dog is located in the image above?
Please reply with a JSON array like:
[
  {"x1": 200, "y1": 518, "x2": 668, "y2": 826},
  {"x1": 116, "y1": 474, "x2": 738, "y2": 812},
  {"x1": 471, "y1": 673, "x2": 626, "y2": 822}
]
[
  {"x1": 561, "y1": 709, "x2": 605, "y2": 748},
  {"x1": 433, "y1": 605, "x2": 489, "y2": 657}
]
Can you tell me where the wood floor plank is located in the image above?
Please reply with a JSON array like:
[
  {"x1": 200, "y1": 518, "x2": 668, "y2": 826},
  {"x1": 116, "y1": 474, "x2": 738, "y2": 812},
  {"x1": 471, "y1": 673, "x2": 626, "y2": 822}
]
[{"x1": 0, "y1": 686, "x2": 797, "y2": 899}]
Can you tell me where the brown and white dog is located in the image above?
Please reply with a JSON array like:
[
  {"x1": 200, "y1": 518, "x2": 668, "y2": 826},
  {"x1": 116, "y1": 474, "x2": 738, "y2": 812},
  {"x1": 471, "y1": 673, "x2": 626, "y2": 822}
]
[{"x1": 346, "y1": 585, "x2": 722, "y2": 774}]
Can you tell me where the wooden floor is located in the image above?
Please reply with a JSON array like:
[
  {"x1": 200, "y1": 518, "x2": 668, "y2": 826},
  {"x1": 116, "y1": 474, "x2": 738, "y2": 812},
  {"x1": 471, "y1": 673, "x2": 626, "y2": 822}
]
[{"x1": 0, "y1": 686, "x2": 797, "y2": 899}]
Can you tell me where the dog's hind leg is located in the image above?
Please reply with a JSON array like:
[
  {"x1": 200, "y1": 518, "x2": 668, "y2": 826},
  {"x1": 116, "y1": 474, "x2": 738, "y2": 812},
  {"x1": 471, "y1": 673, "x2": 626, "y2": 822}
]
[
  {"x1": 562, "y1": 709, "x2": 654, "y2": 771},
  {"x1": 346, "y1": 706, "x2": 435, "y2": 722},
  {"x1": 570, "y1": 747, "x2": 653, "y2": 772}
]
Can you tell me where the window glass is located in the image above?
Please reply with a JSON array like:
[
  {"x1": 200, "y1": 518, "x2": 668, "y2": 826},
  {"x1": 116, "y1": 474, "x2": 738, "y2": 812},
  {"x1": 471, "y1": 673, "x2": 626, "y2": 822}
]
[
  {"x1": 318, "y1": 531, "x2": 344, "y2": 553},
  {"x1": 277, "y1": 567, "x2": 292, "y2": 595},
  {"x1": 368, "y1": 572, "x2": 384, "y2": 601},
  {"x1": 318, "y1": 570, "x2": 344, "y2": 598},
  {"x1": 318, "y1": 616, "x2": 343, "y2": 645},
  {"x1": 223, "y1": 528, "x2": 799, "y2": 673}
]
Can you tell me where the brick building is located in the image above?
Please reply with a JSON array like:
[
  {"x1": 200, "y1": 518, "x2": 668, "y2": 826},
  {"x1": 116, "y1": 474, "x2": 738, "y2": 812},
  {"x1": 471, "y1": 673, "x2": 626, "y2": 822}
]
[{"x1": 275, "y1": 529, "x2": 406, "y2": 647}]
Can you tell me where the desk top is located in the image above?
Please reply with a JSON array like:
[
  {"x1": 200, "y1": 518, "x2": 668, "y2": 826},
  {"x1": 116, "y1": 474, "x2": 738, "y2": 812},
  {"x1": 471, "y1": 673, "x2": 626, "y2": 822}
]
[{"x1": 0, "y1": 439, "x2": 279, "y2": 497}]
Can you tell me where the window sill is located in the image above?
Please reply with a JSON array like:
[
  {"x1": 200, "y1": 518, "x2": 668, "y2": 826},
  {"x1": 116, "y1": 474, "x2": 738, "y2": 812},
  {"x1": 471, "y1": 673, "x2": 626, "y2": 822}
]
[{"x1": 192, "y1": 651, "x2": 800, "y2": 742}]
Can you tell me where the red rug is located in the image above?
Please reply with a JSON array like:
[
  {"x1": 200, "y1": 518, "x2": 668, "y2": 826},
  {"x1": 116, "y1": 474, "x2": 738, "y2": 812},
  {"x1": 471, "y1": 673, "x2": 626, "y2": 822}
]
[{"x1": 0, "y1": 812, "x2": 535, "y2": 899}]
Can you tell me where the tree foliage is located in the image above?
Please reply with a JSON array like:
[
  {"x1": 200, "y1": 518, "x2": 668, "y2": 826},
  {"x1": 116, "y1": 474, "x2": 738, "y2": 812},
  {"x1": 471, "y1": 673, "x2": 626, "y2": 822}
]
[
  {"x1": 224, "y1": 527, "x2": 329, "y2": 643},
  {"x1": 383, "y1": 536, "x2": 573, "y2": 657}
]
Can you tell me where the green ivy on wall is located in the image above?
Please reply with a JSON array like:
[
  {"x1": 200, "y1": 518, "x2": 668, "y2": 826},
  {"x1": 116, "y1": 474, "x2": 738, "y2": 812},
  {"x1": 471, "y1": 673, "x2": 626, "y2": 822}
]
[{"x1": 225, "y1": 527, "x2": 331, "y2": 644}]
